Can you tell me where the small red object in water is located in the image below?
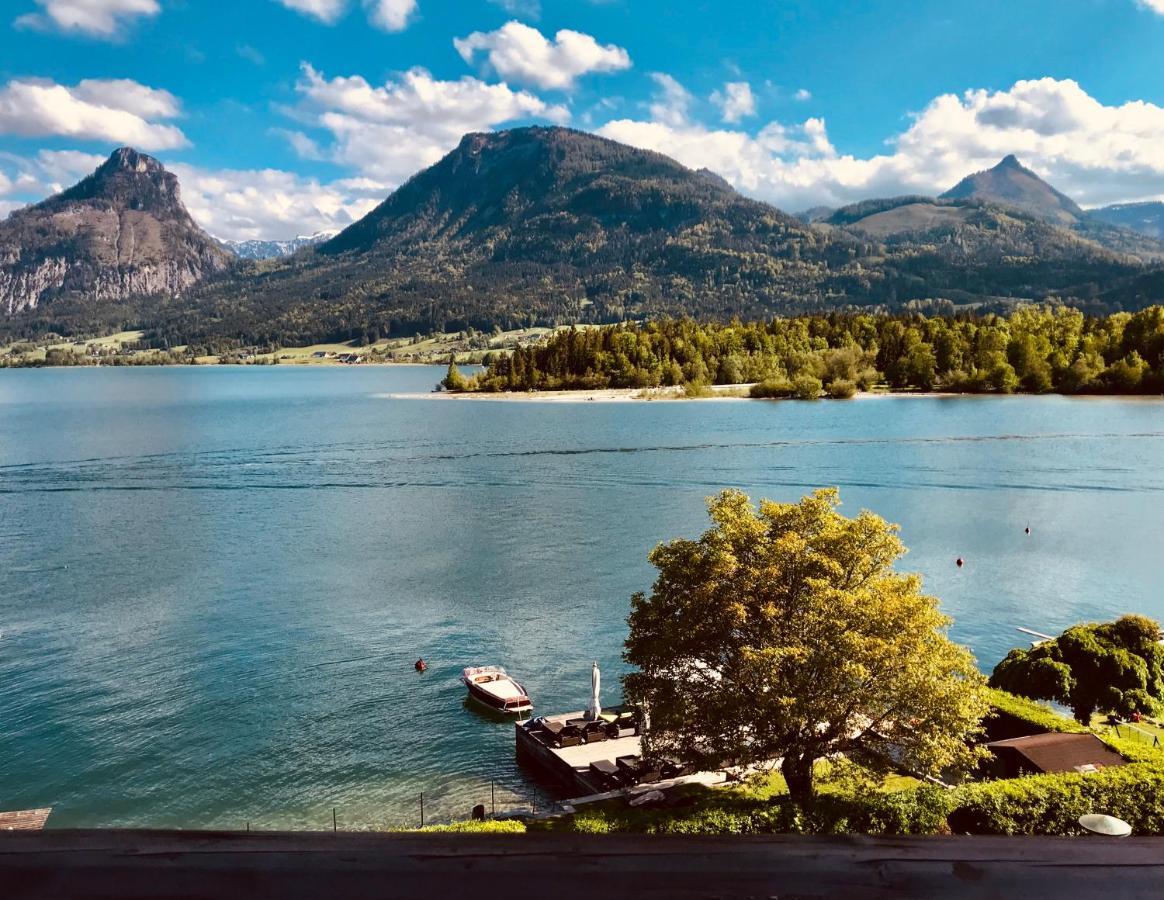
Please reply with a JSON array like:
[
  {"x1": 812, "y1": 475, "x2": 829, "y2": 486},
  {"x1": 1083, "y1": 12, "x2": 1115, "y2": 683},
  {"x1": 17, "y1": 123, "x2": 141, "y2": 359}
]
[
  {"x1": 415, "y1": 658, "x2": 427, "y2": 672},
  {"x1": 956, "y1": 557, "x2": 964, "y2": 568},
  {"x1": 1025, "y1": 526, "x2": 1031, "y2": 535}
]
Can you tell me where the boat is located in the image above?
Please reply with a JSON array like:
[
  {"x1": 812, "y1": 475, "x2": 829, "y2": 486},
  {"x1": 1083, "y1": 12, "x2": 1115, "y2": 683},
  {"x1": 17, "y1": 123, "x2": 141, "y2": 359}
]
[{"x1": 461, "y1": 665, "x2": 533, "y2": 715}]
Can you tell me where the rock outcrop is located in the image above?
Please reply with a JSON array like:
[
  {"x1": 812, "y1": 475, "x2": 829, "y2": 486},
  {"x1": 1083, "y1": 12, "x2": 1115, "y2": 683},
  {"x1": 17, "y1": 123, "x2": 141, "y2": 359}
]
[{"x1": 0, "y1": 147, "x2": 232, "y2": 316}]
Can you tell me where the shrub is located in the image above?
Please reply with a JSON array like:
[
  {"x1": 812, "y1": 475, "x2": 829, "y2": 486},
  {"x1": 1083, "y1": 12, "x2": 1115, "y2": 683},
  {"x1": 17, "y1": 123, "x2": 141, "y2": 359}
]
[
  {"x1": 948, "y1": 766, "x2": 1164, "y2": 835},
  {"x1": 414, "y1": 819, "x2": 526, "y2": 834},
  {"x1": 683, "y1": 380, "x2": 714, "y2": 398},
  {"x1": 826, "y1": 379, "x2": 858, "y2": 399},
  {"x1": 807, "y1": 786, "x2": 954, "y2": 835},
  {"x1": 749, "y1": 378, "x2": 794, "y2": 399},
  {"x1": 792, "y1": 374, "x2": 823, "y2": 400},
  {"x1": 983, "y1": 688, "x2": 1087, "y2": 735}
]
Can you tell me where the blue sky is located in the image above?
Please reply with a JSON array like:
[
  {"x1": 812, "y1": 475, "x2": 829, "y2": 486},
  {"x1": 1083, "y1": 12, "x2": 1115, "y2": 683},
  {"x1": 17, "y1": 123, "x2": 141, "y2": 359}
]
[{"x1": 1, "y1": 0, "x2": 1163, "y2": 239}]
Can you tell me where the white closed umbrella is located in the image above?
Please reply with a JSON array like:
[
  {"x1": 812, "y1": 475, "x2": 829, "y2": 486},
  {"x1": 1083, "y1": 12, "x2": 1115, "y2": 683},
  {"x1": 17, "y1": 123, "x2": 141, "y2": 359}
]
[
  {"x1": 1079, "y1": 814, "x2": 1132, "y2": 836},
  {"x1": 586, "y1": 661, "x2": 601, "y2": 721}
]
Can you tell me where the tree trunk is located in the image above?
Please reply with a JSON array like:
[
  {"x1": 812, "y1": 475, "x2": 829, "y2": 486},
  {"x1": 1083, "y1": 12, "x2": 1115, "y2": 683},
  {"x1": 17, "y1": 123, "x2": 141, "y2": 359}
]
[{"x1": 781, "y1": 754, "x2": 816, "y2": 810}]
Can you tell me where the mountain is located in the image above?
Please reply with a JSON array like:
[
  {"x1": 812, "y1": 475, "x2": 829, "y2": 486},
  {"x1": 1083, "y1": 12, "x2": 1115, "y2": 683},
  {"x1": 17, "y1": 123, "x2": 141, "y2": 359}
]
[
  {"x1": 831, "y1": 162, "x2": 1164, "y2": 263},
  {"x1": 939, "y1": 155, "x2": 1084, "y2": 225},
  {"x1": 3, "y1": 132, "x2": 1162, "y2": 348},
  {"x1": 220, "y1": 231, "x2": 335, "y2": 260},
  {"x1": 163, "y1": 126, "x2": 847, "y2": 345},
  {"x1": 796, "y1": 206, "x2": 834, "y2": 224},
  {"x1": 0, "y1": 148, "x2": 231, "y2": 317},
  {"x1": 1087, "y1": 202, "x2": 1164, "y2": 241}
]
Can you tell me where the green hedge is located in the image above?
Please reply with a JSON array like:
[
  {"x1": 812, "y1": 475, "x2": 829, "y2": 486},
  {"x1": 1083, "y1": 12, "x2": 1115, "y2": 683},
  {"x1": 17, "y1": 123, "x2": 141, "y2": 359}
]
[
  {"x1": 413, "y1": 819, "x2": 526, "y2": 834},
  {"x1": 948, "y1": 766, "x2": 1164, "y2": 835},
  {"x1": 983, "y1": 687, "x2": 1086, "y2": 734},
  {"x1": 544, "y1": 785, "x2": 952, "y2": 837}
]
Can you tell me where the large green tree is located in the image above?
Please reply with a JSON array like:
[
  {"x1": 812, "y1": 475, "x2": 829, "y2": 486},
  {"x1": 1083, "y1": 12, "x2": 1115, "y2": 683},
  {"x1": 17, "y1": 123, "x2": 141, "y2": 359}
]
[
  {"x1": 623, "y1": 488, "x2": 987, "y2": 808},
  {"x1": 989, "y1": 615, "x2": 1164, "y2": 723}
]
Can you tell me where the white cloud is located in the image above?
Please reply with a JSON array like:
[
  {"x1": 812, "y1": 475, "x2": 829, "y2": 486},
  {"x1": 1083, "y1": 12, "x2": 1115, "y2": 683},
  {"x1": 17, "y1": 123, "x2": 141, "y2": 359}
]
[
  {"x1": 454, "y1": 21, "x2": 631, "y2": 90},
  {"x1": 169, "y1": 163, "x2": 386, "y2": 241},
  {"x1": 598, "y1": 75, "x2": 1164, "y2": 211},
  {"x1": 274, "y1": 0, "x2": 346, "y2": 22},
  {"x1": 1137, "y1": 1, "x2": 1164, "y2": 14},
  {"x1": 363, "y1": 0, "x2": 416, "y2": 31},
  {"x1": 794, "y1": 88, "x2": 812, "y2": 102},
  {"x1": 13, "y1": 0, "x2": 158, "y2": 38},
  {"x1": 273, "y1": 0, "x2": 419, "y2": 29},
  {"x1": 0, "y1": 77, "x2": 187, "y2": 150},
  {"x1": 72, "y1": 79, "x2": 180, "y2": 119},
  {"x1": 288, "y1": 63, "x2": 567, "y2": 183},
  {"x1": 0, "y1": 148, "x2": 107, "y2": 217},
  {"x1": 488, "y1": 0, "x2": 541, "y2": 16},
  {"x1": 710, "y1": 81, "x2": 755, "y2": 124},
  {"x1": 646, "y1": 72, "x2": 691, "y2": 127},
  {"x1": 0, "y1": 147, "x2": 380, "y2": 240}
]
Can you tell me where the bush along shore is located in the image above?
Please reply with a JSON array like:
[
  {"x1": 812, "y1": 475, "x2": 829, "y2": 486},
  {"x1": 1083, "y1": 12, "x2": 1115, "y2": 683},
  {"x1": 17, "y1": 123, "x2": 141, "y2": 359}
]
[{"x1": 446, "y1": 305, "x2": 1164, "y2": 397}]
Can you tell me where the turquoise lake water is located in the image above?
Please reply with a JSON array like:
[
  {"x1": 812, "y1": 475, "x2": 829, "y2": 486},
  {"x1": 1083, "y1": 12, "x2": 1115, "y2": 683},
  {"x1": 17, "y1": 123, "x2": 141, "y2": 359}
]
[{"x1": 1, "y1": 366, "x2": 1162, "y2": 828}]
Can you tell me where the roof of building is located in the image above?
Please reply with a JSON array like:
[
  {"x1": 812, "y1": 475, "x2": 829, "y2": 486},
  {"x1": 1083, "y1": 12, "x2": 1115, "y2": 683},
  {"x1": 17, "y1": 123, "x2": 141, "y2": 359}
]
[{"x1": 986, "y1": 732, "x2": 1127, "y2": 774}]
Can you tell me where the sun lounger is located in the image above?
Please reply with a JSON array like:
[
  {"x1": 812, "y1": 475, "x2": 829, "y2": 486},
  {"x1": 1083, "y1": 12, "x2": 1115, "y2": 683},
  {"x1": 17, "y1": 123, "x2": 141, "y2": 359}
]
[
  {"x1": 542, "y1": 720, "x2": 583, "y2": 748},
  {"x1": 589, "y1": 759, "x2": 622, "y2": 789},
  {"x1": 618, "y1": 755, "x2": 662, "y2": 784}
]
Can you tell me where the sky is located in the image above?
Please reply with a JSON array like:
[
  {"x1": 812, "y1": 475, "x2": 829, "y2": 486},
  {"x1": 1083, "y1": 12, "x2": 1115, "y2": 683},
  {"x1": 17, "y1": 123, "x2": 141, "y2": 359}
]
[{"x1": 1, "y1": 0, "x2": 1164, "y2": 241}]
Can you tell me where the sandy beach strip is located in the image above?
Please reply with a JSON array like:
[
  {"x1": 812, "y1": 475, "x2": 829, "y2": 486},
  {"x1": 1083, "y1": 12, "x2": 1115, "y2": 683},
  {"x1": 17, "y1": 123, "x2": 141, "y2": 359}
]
[{"x1": 379, "y1": 385, "x2": 755, "y2": 403}]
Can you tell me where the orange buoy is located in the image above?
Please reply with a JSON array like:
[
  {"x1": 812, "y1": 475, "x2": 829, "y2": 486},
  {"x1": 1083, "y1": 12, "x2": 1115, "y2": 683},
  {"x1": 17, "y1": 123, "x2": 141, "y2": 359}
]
[{"x1": 415, "y1": 658, "x2": 427, "y2": 672}]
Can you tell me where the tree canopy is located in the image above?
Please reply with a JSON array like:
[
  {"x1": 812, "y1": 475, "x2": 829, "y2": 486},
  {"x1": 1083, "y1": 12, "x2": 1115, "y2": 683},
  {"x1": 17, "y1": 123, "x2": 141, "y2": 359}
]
[
  {"x1": 462, "y1": 306, "x2": 1164, "y2": 396},
  {"x1": 623, "y1": 488, "x2": 987, "y2": 808},
  {"x1": 441, "y1": 356, "x2": 466, "y2": 391},
  {"x1": 989, "y1": 614, "x2": 1164, "y2": 723}
]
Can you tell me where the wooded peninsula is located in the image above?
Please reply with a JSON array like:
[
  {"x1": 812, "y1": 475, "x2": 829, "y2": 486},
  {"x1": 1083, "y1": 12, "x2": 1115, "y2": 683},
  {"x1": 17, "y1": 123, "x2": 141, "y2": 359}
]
[{"x1": 451, "y1": 305, "x2": 1164, "y2": 398}]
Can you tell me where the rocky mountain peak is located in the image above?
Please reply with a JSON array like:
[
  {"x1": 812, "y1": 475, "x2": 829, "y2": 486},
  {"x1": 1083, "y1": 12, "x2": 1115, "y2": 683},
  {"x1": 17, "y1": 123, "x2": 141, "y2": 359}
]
[
  {"x1": 939, "y1": 154, "x2": 1084, "y2": 225},
  {"x1": 0, "y1": 148, "x2": 231, "y2": 317},
  {"x1": 102, "y1": 147, "x2": 166, "y2": 175},
  {"x1": 55, "y1": 147, "x2": 182, "y2": 213}
]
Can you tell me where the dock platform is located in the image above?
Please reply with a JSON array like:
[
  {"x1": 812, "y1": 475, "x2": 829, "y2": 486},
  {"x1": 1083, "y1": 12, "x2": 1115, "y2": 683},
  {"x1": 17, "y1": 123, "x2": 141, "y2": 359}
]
[
  {"x1": 0, "y1": 809, "x2": 51, "y2": 831},
  {"x1": 516, "y1": 709, "x2": 644, "y2": 796}
]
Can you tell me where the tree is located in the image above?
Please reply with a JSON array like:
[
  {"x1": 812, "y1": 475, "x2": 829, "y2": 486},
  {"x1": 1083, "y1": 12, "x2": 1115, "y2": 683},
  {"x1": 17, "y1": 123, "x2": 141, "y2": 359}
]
[
  {"x1": 989, "y1": 615, "x2": 1164, "y2": 723},
  {"x1": 623, "y1": 489, "x2": 987, "y2": 809},
  {"x1": 442, "y1": 356, "x2": 466, "y2": 391}
]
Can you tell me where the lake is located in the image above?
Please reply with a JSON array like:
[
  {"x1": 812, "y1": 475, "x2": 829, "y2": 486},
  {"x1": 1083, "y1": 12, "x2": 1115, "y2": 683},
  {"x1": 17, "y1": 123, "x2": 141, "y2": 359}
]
[{"x1": 1, "y1": 366, "x2": 1162, "y2": 828}]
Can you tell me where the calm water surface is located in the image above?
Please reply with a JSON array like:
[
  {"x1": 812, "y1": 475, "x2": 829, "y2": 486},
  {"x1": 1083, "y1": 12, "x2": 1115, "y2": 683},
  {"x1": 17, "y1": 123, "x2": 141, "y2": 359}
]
[{"x1": 1, "y1": 367, "x2": 1162, "y2": 827}]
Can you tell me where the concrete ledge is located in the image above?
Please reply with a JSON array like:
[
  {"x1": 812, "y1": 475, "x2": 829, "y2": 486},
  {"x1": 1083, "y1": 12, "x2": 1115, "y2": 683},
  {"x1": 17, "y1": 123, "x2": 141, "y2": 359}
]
[{"x1": 3, "y1": 830, "x2": 1164, "y2": 899}]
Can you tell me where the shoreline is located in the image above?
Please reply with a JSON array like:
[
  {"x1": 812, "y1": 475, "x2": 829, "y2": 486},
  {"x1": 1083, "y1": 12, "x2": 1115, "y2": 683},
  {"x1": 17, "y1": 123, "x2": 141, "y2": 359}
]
[{"x1": 382, "y1": 385, "x2": 1164, "y2": 403}]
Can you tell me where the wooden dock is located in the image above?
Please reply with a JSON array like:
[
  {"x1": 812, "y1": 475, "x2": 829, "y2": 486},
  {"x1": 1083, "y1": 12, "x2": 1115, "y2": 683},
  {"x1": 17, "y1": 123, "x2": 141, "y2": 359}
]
[
  {"x1": 0, "y1": 809, "x2": 51, "y2": 831},
  {"x1": 516, "y1": 710, "x2": 642, "y2": 795}
]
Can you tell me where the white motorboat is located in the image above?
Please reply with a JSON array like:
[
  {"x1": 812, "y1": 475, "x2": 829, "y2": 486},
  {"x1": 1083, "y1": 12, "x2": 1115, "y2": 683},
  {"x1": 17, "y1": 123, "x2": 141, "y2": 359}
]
[{"x1": 461, "y1": 665, "x2": 533, "y2": 715}]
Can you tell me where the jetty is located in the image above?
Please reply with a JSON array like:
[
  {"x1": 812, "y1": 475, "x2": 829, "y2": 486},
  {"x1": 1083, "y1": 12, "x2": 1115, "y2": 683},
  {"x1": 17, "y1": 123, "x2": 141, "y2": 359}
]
[
  {"x1": 0, "y1": 808, "x2": 51, "y2": 831},
  {"x1": 516, "y1": 708, "x2": 733, "y2": 803}
]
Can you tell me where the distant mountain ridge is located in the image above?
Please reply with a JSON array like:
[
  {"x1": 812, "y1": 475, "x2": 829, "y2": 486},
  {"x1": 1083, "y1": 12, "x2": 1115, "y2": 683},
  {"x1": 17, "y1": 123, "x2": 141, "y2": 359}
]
[
  {"x1": 0, "y1": 148, "x2": 231, "y2": 316},
  {"x1": 2, "y1": 131, "x2": 1164, "y2": 348},
  {"x1": 826, "y1": 157, "x2": 1164, "y2": 264},
  {"x1": 1087, "y1": 201, "x2": 1164, "y2": 241},
  {"x1": 220, "y1": 231, "x2": 336, "y2": 260}
]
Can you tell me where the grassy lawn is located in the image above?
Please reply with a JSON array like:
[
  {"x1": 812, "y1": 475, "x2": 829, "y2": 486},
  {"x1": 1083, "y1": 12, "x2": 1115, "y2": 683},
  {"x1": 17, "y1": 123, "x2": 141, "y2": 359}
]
[
  {"x1": 1090, "y1": 714, "x2": 1164, "y2": 750},
  {"x1": 4, "y1": 324, "x2": 582, "y2": 367}
]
